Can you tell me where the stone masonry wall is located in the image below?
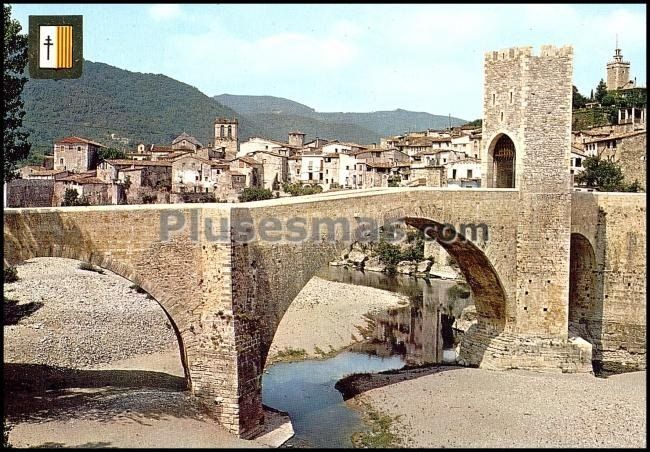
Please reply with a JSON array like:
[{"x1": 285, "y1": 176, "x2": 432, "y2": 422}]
[
  {"x1": 571, "y1": 192, "x2": 646, "y2": 371},
  {"x1": 483, "y1": 45, "x2": 574, "y2": 338}
]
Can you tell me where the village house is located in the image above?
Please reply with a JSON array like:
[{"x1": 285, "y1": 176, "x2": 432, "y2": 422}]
[
  {"x1": 407, "y1": 165, "x2": 448, "y2": 187},
  {"x1": 352, "y1": 148, "x2": 409, "y2": 165},
  {"x1": 321, "y1": 141, "x2": 367, "y2": 155},
  {"x1": 570, "y1": 145, "x2": 588, "y2": 185},
  {"x1": 586, "y1": 130, "x2": 646, "y2": 188},
  {"x1": 228, "y1": 156, "x2": 264, "y2": 192},
  {"x1": 239, "y1": 137, "x2": 298, "y2": 158},
  {"x1": 244, "y1": 150, "x2": 288, "y2": 191},
  {"x1": 446, "y1": 158, "x2": 482, "y2": 188},
  {"x1": 287, "y1": 156, "x2": 301, "y2": 184},
  {"x1": 19, "y1": 166, "x2": 70, "y2": 181},
  {"x1": 54, "y1": 172, "x2": 114, "y2": 206},
  {"x1": 171, "y1": 155, "x2": 229, "y2": 195},
  {"x1": 299, "y1": 151, "x2": 325, "y2": 185},
  {"x1": 171, "y1": 132, "x2": 203, "y2": 152},
  {"x1": 53, "y1": 136, "x2": 105, "y2": 173},
  {"x1": 354, "y1": 161, "x2": 392, "y2": 188}
]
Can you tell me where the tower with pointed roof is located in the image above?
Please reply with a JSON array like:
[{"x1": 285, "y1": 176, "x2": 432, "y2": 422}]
[{"x1": 606, "y1": 38, "x2": 633, "y2": 90}]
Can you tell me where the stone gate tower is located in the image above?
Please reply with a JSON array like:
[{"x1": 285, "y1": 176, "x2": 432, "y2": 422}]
[
  {"x1": 214, "y1": 117, "x2": 239, "y2": 160},
  {"x1": 482, "y1": 45, "x2": 574, "y2": 338}
]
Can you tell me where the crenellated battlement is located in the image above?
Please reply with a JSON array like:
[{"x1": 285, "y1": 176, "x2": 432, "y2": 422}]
[{"x1": 485, "y1": 45, "x2": 572, "y2": 62}]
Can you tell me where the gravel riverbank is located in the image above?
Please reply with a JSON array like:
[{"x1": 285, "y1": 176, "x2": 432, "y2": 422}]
[
  {"x1": 348, "y1": 366, "x2": 646, "y2": 448},
  {"x1": 3, "y1": 258, "x2": 259, "y2": 448}
]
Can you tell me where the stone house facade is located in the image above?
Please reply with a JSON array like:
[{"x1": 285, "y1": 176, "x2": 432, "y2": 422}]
[{"x1": 53, "y1": 136, "x2": 104, "y2": 172}]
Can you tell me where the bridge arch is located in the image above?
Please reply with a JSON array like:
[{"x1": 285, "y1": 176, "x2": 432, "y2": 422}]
[
  {"x1": 486, "y1": 133, "x2": 517, "y2": 188},
  {"x1": 4, "y1": 248, "x2": 191, "y2": 386},
  {"x1": 404, "y1": 217, "x2": 507, "y2": 330},
  {"x1": 568, "y1": 232, "x2": 602, "y2": 361}
]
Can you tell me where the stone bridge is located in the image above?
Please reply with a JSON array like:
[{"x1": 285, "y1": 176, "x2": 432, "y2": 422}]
[
  {"x1": 2, "y1": 45, "x2": 647, "y2": 437},
  {"x1": 3, "y1": 188, "x2": 645, "y2": 436}
]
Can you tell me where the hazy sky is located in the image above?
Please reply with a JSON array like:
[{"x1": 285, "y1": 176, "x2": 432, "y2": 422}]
[{"x1": 12, "y1": 3, "x2": 647, "y2": 120}]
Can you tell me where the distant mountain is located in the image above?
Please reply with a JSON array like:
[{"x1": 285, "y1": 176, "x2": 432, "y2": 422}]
[
  {"x1": 215, "y1": 94, "x2": 316, "y2": 116},
  {"x1": 214, "y1": 94, "x2": 467, "y2": 144},
  {"x1": 22, "y1": 61, "x2": 262, "y2": 157},
  {"x1": 242, "y1": 113, "x2": 381, "y2": 145},
  {"x1": 20, "y1": 60, "x2": 468, "y2": 163}
]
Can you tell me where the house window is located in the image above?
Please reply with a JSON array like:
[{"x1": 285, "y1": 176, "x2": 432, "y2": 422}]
[
  {"x1": 492, "y1": 93, "x2": 496, "y2": 105},
  {"x1": 195, "y1": 176, "x2": 199, "y2": 181},
  {"x1": 346, "y1": 166, "x2": 349, "y2": 170},
  {"x1": 509, "y1": 91, "x2": 513, "y2": 104},
  {"x1": 59, "y1": 158, "x2": 64, "y2": 164},
  {"x1": 77, "y1": 146, "x2": 81, "y2": 151},
  {"x1": 575, "y1": 158, "x2": 582, "y2": 167},
  {"x1": 467, "y1": 169, "x2": 473, "y2": 178},
  {"x1": 205, "y1": 188, "x2": 209, "y2": 193},
  {"x1": 452, "y1": 169, "x2": 457, "y2": 179}
]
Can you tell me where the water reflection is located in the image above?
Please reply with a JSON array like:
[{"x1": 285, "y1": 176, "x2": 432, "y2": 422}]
[{"x1": 317, "y1": 266, "x2": 474, "y2": 365}]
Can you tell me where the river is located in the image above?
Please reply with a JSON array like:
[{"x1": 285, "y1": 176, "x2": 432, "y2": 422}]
[{"x1": 262, "y1": 266, "x2": 474, "y2": 447}]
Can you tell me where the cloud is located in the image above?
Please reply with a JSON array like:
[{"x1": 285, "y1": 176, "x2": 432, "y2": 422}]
[{"x1": 149, "y1": 4, "x2": 182, "y2": 21}]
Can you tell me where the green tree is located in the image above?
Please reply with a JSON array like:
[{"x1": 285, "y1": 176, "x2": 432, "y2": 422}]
[
  {"x1": 464, "y1": 119, "x2": 482, "y2": 128},
  {"x1": 62, "y1": 188, "x2": 91, "y2": 206},
  {"x1": 3, "y1": 5, "x2": 31, "y2": 182},
  {"x1": 575, "y1": 156, "x2": 627, "y2": 191},
  {"x1": 601, "y1": 94, "x2": 616, "y2": 107},
  {"x1": 238, "y1": 187, "x2": 273, "y2": 202},
  {"x1": 572, "y1": 86, "x2": 588, "y2": 109},
  {"x1": 98, "y1": 147, "x2": 127, "y2": 160},
  {"x1": 594, "y1": 79, "x2": 608, "y2": 104}
]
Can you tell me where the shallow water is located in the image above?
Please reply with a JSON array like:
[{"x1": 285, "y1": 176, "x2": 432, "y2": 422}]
[
  {"x1": 262, "y1": 266, "x2": 474, "y2": 447},
  {"x1": 262, "y1": 351, "x2": 405, "y2": 448}
]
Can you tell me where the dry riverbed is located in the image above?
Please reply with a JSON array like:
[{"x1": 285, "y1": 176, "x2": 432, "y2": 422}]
[
  {"x1": 3, "y1": 257, "x2": 408, "y2": 448},
  {"x1": 341, "y1": 365, "x2": 646, "y2": 448},
  {"x1": 3, "y1": 258, "x2": 260, "y2": 448}
]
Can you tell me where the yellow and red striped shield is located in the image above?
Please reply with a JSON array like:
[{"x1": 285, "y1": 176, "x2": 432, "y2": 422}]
[{"x1": 39, "y1": 25, "x2": 73, "y2": 69}]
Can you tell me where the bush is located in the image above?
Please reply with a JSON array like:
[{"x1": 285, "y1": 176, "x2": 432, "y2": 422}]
[
  {"x1": 447, "y1": 282, "x2": 471, "y2": 301},
  {"x1": 141, "y1": 193, "x2": 157, "y2": 204},
  {"x1": 282, "y1": 182, "x2": 323, "y2": 196},
  {"x1": 4, "y1": 266, "x2": 18, "y2": 283},
  {"x1": 78, "y1": 262, "x2": 105, "y2": 274},
  {"x1": 181, "y1": 192, "x2": 217, "y2": 203},
  {"x1": 388, "y1": 176, "x2": 401, "y2": 187},
  {"x1": 62, "y1": 188, "x2": 91, "y2": 206},
  {"x1": 239, "y1": 187, "x2": 273, "y2": 202}
]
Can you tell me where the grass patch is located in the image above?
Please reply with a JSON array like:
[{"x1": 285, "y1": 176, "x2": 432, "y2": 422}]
[
  {"x1": 352, "y1": 402, "x2": 400, "y2": 448},
  {"x1": 273, "y1": 347, "x2": 308, "y2": 363},
  {"x1": 4, "y1": 266, "x2": 18, "y2": 283},
  {"x1": 78, "y1": 262, "x2": 105, "y2": 274},
  {"x1": 447, "y1": 282, "x2": 471, "y2": 301}
]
